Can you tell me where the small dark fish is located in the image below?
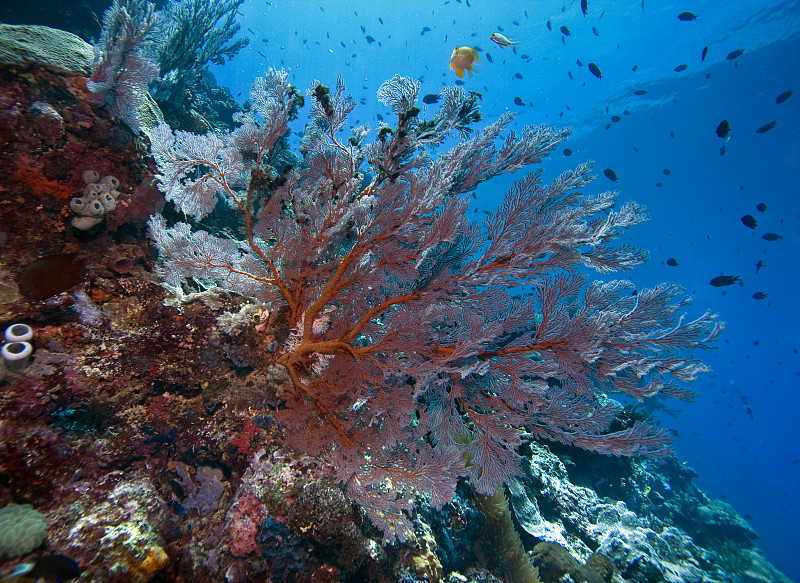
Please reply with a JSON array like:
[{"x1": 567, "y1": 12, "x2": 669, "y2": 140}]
[
  {"x1": 513, "y1": 20, "x2": 520, "y2": 26},
  {"x1": 666, "y1": 258, "x2": 679, "y2": 266},
  {"x1": 756, "y1": 202, "x2": 767, "y2": 212},
  {"x1": 670, "y1": 131, "x2": 676, "y2": 138},
  {"x1": 340, "y1": 41, "x2": 346, "y2": 48},
  {"x1": 755, "y1": 121, "x2": 777, "y2": 133},
  {"x1": 741, "y1": 214, "x2": 757, "y2": 229},
  {"x1": 546, "y1": 20, "x2": 552, "y2": 31},
  {"x1": 513, "y1": 96, "x2": 525, "y2": 106},
  {"x1": 568, "y1": 70, "x2": 574, "y2": 80},
  {"x1": 576, "y1": 58, "x2": 584, "y2": 67},
  {"x1": 752, "y1": 292, "x2": 768, "y2": 300},
  {"x1": 455, "y1": 79, "x2": 465, "y2": 86},
  {"x1": 632, "y1": 64, "x2": 639, "y2": 72},
  {"x1": 663, "y1": 168, "x2": 672, "y2": 175},
  {"x1": 674, "y1": 64, "x2": 688, "y2": 72},
  {"x1": 762, "y1": 232, "x2": 782, "y2": 241},
  {"x1": 710, "y1": 275, "x2": 740, "y2": 287},
  {"x1": 422, "y1": 94, "x2": 439, "y2": 104},
  {"x1": 3, "y1": 554, "x2": 82, "y2": 581},
  {"x1": 247, "y1": 27, "x2": 256, "y2": 35},
  {"x1": 655, "y1": 182, "x2": 664, "y2": 187},
  {"x1": 365, "y1": 35, "x2": 376, "y2": 43},
  {"x1": 678, "y1": 11, "x2": 698, "y2": 21},
  {"x1": 603, "y1": 168, "x2": 618, "y2": 182},
  {"x1": 563, "y1": 148, "x2": 573, "y2": 156},
  {"x1": 561, "y1": 25, "x2": 571, "y2": 36},
  {"x1": 360, "y1": 25, "x2": 366, "y2": 34},
  {"x1": 379, "y1": 17, "x2": 384, "y2": 24},
  {"x1": 592, "y1": 26, "x2": 599, "y2": 36},
  {"x1": 716, "y1": 119, "x2": 731, "y2": 138},
  {"x1": 486, "y1": 52, "x2": 493, "y2": 63},
  {"x1": 776, "y1": 89, "x2": 794, "y2": 104},
  {"x1": 521, "y1": 54, "x2": 531, "y2": 60},
  {"x1": 755, "y1": 260, "x2": 765, "y2": 273},
  {"x1": 514, "y1": 72, "x2": 523, "y2": 79},
  {"x1": 701, "y1": 45, "x2": 709, "y2": 60},
  {"x1": 376, "y1": 113, "x2": 384, "y2": 121},
  {"x1": 611, "y1": 115, "x2": 621, "y2": 122},
  {"x1": 421, "y1": 26, "x2": 430, "y2": 35},
  {"x1": 727, "y1": 49, "x2": 745, "y2": 60},
  {"x1": 19, "y1": 253, "x2": 88, "y2": 300},
  {"x1": 634, "y1": 89, "x2": 648, "y2": 95},
  {"x1": 581, "y1": 0, "x2": 588, "y2": 16},
  {"x1": 588, "y1": 62, "x2": 602, "y2": 79},
  {"x1": 720, "y1": 144, "x2": 727, "y2": 156}
]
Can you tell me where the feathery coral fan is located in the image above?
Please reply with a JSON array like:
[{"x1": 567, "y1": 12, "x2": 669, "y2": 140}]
[
  {"x1": 87, "y1": 0, "x2": 160, "y2": 132},
  {"x1": 147, "y1": 70, "x2": 722, "y2": 542}
]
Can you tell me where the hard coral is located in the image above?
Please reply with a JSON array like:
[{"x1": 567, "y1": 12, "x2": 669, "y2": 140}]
[{"x1": 288, "y1": 482, "x2": 365, "y2": 571}]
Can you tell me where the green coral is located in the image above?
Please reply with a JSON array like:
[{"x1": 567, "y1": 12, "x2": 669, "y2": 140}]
[{"x1": 0, "y1": 503, "x2": 47, "y2": 557}]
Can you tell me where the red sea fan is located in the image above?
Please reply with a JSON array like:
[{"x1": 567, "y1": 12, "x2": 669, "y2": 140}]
[{"x1": 147, "y1": 70, "x2": 722, "y2": 542}]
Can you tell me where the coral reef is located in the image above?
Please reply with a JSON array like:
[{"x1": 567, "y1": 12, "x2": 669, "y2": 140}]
[
  {"x1": 0, "y1": 21, "x2": 791, "y2": 583},
  {"x1": 147, "y1": 69, "x2": 721, "y2": 543}
]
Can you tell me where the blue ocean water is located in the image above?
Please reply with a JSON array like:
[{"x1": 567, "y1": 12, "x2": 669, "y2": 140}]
[{"x1": 210, "y1": 0, "x2": 800, "y2": 577}]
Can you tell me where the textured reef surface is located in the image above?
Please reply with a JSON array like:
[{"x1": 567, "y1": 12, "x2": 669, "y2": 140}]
[{"x1": 0, "y1": 22, "x2": 791, "y2": 583}]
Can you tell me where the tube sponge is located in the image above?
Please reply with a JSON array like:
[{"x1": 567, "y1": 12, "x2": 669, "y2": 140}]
[{"x1": 0, "y1": 503, "x2": 47, "y2": 557}]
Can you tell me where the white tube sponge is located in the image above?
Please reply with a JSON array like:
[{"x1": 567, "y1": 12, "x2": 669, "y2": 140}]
[{"x1": 4, "y1": 323, "x2": 33, "y2": 343}]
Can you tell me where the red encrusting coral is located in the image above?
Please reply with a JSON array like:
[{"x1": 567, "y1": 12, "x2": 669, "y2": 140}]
[{"x1": 13, "y1": 158, "x2": 72, "y2": 200}]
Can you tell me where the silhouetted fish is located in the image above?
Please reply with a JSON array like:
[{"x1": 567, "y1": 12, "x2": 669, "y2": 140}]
[
  {"x1": 666, "y1": 258, "x2": 679, "y2": 266},
  {"x1": 603, "y1": 168, "x2": 618, "y2": 182},
  {"x1": 678, "y1": 11, "x2": 698, "y2": 20},
  {"x1": 756, "y1": 202, "x2": 767, "y2": 212},
  {"x1": 710, "y1": 275, "x2": 740, "y2": 287},
  {"x1": 775, "y1": 89, "x2": 793, "y2": 104},
  {"x1": 588, "y1": 62, "x2": 602, "y2": 79},
  {"x1": 716, "y1": 119, "x2": 731, "y2": 138},
  {"x1": 674, "y1": 64, "x2": 688, "y2": 72},
  {"x1": 513, "y1": 96, "x2": 524, "y2": 106},
  {"x1": 561, "y1": 25, "x2": 571, "y2": 36},
  {"x1": 727, "y1": 49, "x2": 745, "y2": 60},
  {"x1": 422, "y1": 94, "x2": 439, "y2": 104},
  {"x1": 755, "y1": 121, "x2": 777, "y2": 133},
  {"x1": 755, "y1": 259, "x2": 765, "y2": 273},
  {"x1": 702, "y1": 45, "x2": 709, "y2": 60},
  {"x1": 762, "y1": 232, "x2": 782, "y2": 241},
  {"x1": 581, "y1": 0, "x2": 588, "y2": 16},
  {"x1": 634, "y1": 89, "x2": 648, "y2": 95},
  {"x1": 741, "y1": 214, "x2": 757, "y2": 229},
  {"x1": 563, "y1": 148, "x2": 573, "y2": 156},
  {"x1": 0, "y1": 554, "x2": 81, "y2": 581},
  {"x1": 752, "y1": 292, "x2": 768, "y2": 300}
]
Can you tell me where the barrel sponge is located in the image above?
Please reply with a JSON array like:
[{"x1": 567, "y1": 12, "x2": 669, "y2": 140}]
[{"x1": 0, "y1": 503, "x2": 47, "y2": 557}]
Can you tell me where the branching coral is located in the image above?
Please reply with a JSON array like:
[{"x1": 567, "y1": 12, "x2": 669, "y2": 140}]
[{"x1": 147, "y1": 70, "x2": 722, "y2": 542}]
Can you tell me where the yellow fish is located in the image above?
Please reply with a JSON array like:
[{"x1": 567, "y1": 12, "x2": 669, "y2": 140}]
[
  {"x1": 449, "y1": 46, "x2": 480, "y2": 78},
  {"x1": 490, "y1": 32, "x2": 518, "y2": 49}
]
